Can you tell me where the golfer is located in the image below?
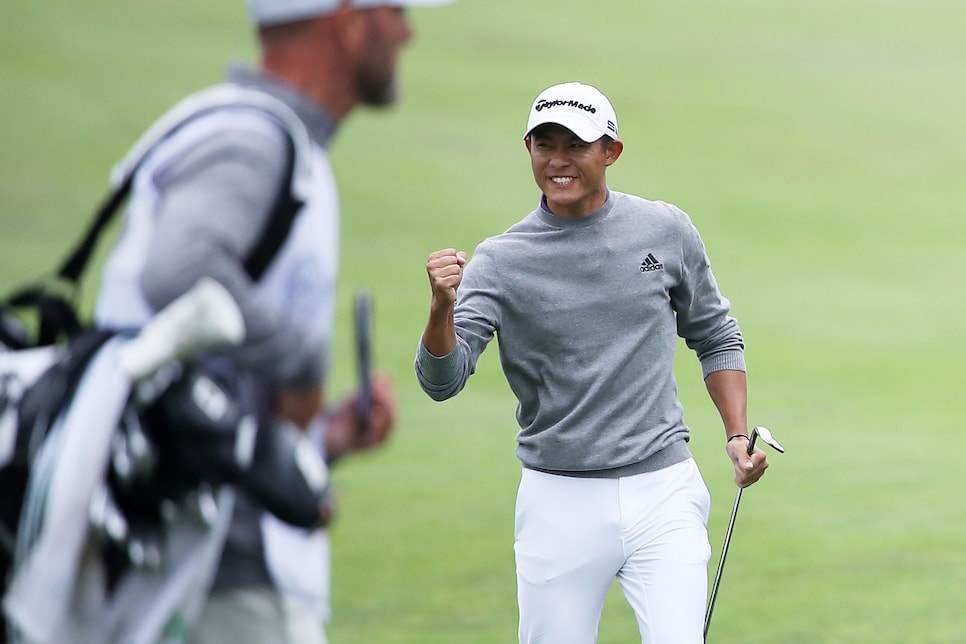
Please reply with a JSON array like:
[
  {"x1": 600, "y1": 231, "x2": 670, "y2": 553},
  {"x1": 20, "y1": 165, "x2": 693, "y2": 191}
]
[{"x1": 415, "y1": 81, "x2": 772, "y2": 643}]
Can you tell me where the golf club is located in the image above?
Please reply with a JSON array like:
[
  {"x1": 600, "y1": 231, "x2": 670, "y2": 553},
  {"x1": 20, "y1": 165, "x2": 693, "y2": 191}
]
[
  {"x1": 704, "y1": 425, "x2": 785, "y2": 641},
  {"x1": 354, "y1": 289, "x2": 373, "y2": 431}
]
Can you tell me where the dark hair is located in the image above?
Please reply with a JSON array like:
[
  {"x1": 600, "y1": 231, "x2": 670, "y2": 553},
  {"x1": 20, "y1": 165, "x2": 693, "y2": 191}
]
[{"x1": 527, "y1": 124, "x2": 615, "y2": 148}]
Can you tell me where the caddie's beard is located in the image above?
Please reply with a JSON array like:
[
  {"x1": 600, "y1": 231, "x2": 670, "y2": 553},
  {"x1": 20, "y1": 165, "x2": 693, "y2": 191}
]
[{"x1": 356, "y1": 69, "x2": 400, "y2": 107}]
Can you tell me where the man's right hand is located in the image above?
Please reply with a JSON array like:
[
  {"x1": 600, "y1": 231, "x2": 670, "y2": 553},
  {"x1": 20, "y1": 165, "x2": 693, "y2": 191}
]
[
  {"x1": 421, "y1": 248, "x2": 466, "y2": 358},
  {"x1": 426, "y1": 248, "x2": 467, "y2": 308}
]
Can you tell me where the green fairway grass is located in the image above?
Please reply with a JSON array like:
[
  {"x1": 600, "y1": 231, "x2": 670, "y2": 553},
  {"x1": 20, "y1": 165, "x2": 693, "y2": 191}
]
[{"x1": 2, "y1": 1, "x2": 964, "y2": 642}]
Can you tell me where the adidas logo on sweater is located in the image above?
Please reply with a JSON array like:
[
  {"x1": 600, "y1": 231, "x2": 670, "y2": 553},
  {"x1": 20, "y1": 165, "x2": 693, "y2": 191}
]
[{"x1": 640, "y1": 253, "x2": 664, "y2": 273}]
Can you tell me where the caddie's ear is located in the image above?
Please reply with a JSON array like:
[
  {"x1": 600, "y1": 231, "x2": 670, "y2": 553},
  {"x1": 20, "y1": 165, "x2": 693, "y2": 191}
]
[
  {"x1": 332, "y1": 2, "x2": 368, "y2": 56},
  {"x1": 604, "y1": 139, "x2": 624, "y2": 167}
]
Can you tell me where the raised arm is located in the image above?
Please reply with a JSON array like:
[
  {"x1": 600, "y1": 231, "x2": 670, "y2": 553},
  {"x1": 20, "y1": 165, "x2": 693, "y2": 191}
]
[{"x1": 421, "y1": 248, "x2": 467, "y2": 357}]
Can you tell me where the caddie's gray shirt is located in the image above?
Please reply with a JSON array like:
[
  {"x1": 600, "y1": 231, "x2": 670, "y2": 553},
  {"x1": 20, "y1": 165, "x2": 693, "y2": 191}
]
[{"x1": 415, "y1": 191, "x2": 745, "y2": 476}]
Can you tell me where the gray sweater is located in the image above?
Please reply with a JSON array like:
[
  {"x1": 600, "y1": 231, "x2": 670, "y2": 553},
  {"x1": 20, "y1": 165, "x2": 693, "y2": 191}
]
[{"x1": 416, "y1": 190, "x2": 745, "y2": 476}]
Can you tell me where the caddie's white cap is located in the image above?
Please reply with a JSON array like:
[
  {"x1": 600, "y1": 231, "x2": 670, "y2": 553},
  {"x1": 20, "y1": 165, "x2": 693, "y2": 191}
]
[
  {"x1": 523, "y1": 82, "x2": 619, "y2": 143},
  {"x1": 248, "y1": 0, "x2": 455, "y2": 27}
]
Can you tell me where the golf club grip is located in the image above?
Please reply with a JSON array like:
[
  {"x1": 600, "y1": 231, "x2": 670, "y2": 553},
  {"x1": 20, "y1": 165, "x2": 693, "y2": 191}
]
[
  {"x1": 354, "y1": 290, "x2": 372, "y2": 430},
  {"x1": 746, "y1": 429, "x2": 759, "y2": 456}
]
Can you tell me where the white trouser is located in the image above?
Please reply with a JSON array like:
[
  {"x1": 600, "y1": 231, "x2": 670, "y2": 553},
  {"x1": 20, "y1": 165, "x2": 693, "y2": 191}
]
[
  {"x1": 190, "y1": 587, "x2": 328, "y2": 644},
  {"x1": 514, "y1": 458, "x2": 712, "y2": 644}
]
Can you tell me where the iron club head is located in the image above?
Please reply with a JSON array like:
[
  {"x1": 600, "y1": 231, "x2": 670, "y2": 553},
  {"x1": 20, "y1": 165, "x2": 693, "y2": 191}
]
[{"x1": 750, "y1": 425, "x2": 785, "y2": 453}]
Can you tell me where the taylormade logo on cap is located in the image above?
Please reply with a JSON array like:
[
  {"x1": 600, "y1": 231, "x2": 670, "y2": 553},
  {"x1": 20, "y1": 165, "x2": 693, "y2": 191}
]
[
  {"x1": 534, "y1": 98, "x2": 597, "y2": 115},
  {"x1": 523, "y1": 82, "x2": 619, "y2": 143},
  {"x1": 248, "y1": 0, "x2": 455, "y2": 27}
]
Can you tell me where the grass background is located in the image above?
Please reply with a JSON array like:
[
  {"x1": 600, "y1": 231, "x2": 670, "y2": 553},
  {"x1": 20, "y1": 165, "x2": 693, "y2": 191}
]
[{"x1": 2, "y1": 1, "x2": 965, "y2": 642}]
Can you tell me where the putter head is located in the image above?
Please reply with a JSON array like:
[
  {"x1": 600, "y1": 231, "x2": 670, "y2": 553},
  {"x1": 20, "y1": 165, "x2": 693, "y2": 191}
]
[{"x1": 750, "y1": 425, "x2": 785, "y2": 453}]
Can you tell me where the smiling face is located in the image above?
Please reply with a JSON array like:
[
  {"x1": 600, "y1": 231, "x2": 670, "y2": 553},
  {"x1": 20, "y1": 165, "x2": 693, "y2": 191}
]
[{"x1": 525, "y1": 124, "x2": 623, "y2": 218}]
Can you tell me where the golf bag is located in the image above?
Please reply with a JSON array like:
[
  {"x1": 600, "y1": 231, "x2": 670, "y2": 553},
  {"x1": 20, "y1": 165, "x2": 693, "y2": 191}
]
[
  {"x1": 1, "y1": 285, "x2": 332, "y2": 644},
  {"x1": 0, "y1": 85, "x2": 323, "y2": 643}
]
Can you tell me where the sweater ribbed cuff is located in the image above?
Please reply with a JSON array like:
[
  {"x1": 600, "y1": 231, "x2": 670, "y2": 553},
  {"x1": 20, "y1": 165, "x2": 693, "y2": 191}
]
[
  {"x1": 701, "y1": 350, "x2": 746, "y2": 379},
  {"x1": 415, "y1": 341, "x2": 459, "y2": 379}
]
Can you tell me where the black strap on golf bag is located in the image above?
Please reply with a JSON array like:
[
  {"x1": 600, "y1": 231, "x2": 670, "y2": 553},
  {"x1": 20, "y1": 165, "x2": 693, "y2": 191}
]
[
  {"x1": 0, "y1": 184, "x2": 128, "y2": 349},
  {"x1": 0, "y1": 113, "x2": 303, "y2": 352}
]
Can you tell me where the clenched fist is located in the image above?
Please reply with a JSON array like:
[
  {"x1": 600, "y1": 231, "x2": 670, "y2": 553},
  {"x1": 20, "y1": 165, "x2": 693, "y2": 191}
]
[
  {"x1": 421, "y1": 248, "x2": 466, "y2": 357},
  {"x1": 426, "y1": 248, "x2": 467, "y2": 308}
]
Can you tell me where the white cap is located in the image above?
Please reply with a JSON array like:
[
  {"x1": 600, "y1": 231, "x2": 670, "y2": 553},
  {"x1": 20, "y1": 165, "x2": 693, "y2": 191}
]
[
  {"x1": 248, "y1": 0, "x2": 455, "y2": 27},
  {"x1": 523, "y1": 82, "x2": 619, "y2": 143}
]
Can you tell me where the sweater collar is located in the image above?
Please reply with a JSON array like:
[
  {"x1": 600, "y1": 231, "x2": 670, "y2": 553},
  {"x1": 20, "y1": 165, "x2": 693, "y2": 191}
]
[{"x1": 536, "y1": 190, "x2": 615, "y2": 228}]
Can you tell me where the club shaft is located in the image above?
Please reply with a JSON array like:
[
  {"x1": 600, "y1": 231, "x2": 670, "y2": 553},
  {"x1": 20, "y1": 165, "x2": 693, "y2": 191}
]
[
  {"x1": 704, "y1": 486, "x2": 743, "y2": 639},
  {"x1": 705, "y1": 431, "x2": 760, "y2": 640}
]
